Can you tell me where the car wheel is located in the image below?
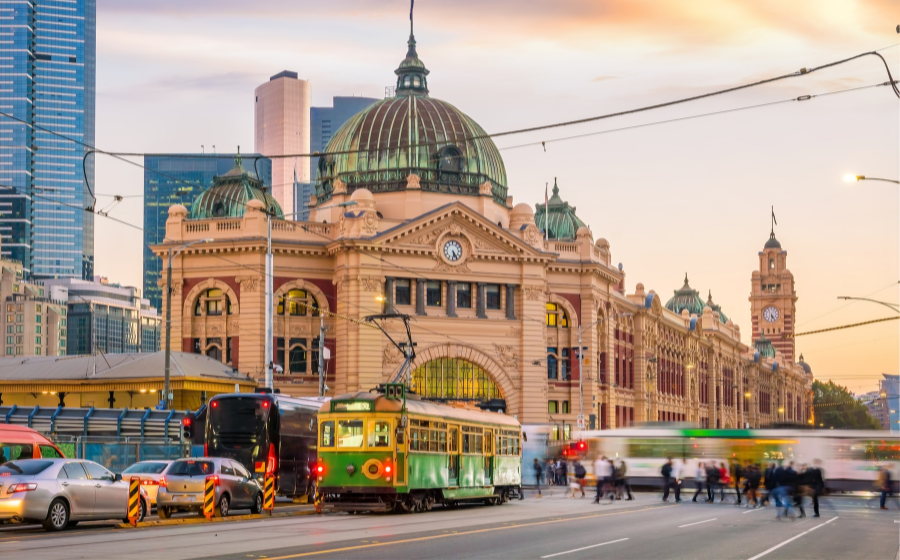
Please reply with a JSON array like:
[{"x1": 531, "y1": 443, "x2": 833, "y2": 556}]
[
  {"x1": 139, "y1": 499, "x2": 147, "y2": 522},
  {"x1": 215, "y1": 494, "x2": 230, "y2": 518},
  {"x1": 158, "y1": 505, "x2": 171, "y2": 519},
  {"x1": 42, "y1": 499, "x2": 69, "y2": 532},
  {"x1": 251, "y1": 492, "x2": 263, "y2": 514}
]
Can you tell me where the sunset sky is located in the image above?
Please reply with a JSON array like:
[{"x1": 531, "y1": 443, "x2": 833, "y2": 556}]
[{"x1": 93, "y1": 0, "x2": 898, "y2": 392}]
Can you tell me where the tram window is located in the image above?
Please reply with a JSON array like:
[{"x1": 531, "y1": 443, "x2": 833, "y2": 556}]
[
  {"x1": 337, "y1": 420, "x2": 364, "y2": 448},
  {"x1": 628, "y1": 439, "x2": 683, "y2": 459},
  {"x1": 439, "y1": 430, "x2": 447, "y2": 452},
  {"x1": 320, "y1": 421, "x2": 335, "y2": 447},
  {"x1": 463, "y1": 434, "x2": 470, "y2": 454},
  {"x1": 368, "y1": 421, "x2": 391, "y2": 448},
  {"x1": 449, "y1": 428, "x2": 459, "y2": 453},
  {"x1": 484, "y1": 430, "x2": 493, "y2": 454}
]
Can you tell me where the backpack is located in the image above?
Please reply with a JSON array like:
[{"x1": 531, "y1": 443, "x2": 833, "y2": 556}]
[
  {"x1": 661, "y1": 463, "x2": 672, "y2": 478},
  {"x1": 575, "y1": 463, "x2": 586, "y2": 479}
]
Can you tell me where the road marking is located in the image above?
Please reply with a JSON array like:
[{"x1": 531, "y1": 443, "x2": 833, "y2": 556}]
[
  {"x1": 746, "y1": 517, "x2": 838, "y2": 560},
  {"x1": 743, "y1": 508, "x2": 764, "y2": 514},
  {"x1": 678, "y1": 518, "x2": 717, "y2": 528},
  {"x1": 263, "y1": 505, "x2": 671, "y2": 559},
  {"x1": 540, "y1": 538, "x2": 629, "y2": 558}
]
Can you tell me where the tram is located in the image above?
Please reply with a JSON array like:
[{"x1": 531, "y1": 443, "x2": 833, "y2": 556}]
[
  {"x1": 316, "y1": 384, "x2": 522, "y2": 512},
  {"x1": 574, "y1": 426, "x2": 900, "y2": 491}
]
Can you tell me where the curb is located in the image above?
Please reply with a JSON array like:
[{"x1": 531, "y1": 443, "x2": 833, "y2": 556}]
[{"x1": 115, "y1": 509, "x2": 316, "y2": 529}]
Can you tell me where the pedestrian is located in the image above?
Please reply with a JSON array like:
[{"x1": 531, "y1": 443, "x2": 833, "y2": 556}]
[
  {"x1": 877, "y1": 465, "x2": 894, "y2": 510},
  {"x1": 692, "y1": 461, "x2": 706, "y2": 502},
  {"x1": 571, "y1": 460, "x2": 586, "y2": 498},
  {"x1": 594, "y1": 455, "x2": 612, "y2": 503},
  {"x1": 616, "y1": 459, "x2": 634, "y2": 500},
  {"x1": 533, "y1": 458, "x2": 543, "y2": 498},
  {"x1": 546, "y1": 458, "x2": 556, "y2": 487},
  {"x1": 761, "y1": 462, "x2": 776, "y2": 506},
  {"x1": 786, "y1": 462, "x2": 805, "y2": 518},
  {"x1": 558, "y1": 457, "x2": 568, "y2": 487},
  {"x1": 773, "y1": 463, "x2": 794, "y2": 520},
  {"x1": 705, "y1": 461, "x2": 720, "y2": 502},
  {"x1": 661, "y1": 457, "x2": 682, "y2": 503},
  {"x1": 805, "y1": 459, "x2": 824, "y2": 517},
  {"x1": 731, "y1": 458, "x2": 743, "y2": 505},
  {"x1": 745, "y1": 461, "x2": 761, "y2": 508},
  {"x1": 718, "y1": 462, "x2": 730, "y2": 503}
]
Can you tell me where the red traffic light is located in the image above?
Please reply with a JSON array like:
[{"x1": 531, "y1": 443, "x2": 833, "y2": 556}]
[
  {"x1": 577, "y1": 441, "x2": 586, "y2": 450},
  {"x1": 183, "y1": 417, "x2": 191, "y2": 426}
]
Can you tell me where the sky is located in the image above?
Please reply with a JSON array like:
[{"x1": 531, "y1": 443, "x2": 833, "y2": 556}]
[{"x1": 92, "y1": 0, "x2": 899, "y2": 393}]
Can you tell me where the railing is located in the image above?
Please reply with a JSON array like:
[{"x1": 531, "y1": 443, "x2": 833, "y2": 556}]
[
  {"x1": 552, "y1": 242, "x2": 578, "y2": 254},
  {"x1": 185, "y1": 222, "x2": 210, "y2": 233},
  {"x1": 216, "y1": 219, "x2": 242, "y2": 232},
  {"x1": 49, "y1": 435, "x2": 200, "y2": 473}
]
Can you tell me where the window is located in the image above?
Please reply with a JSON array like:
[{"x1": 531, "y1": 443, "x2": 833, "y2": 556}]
[
  {"x1": 548, "y1": 401, "x2": 558, "y2": 414},
  {"x1": 368, "y1": 421, "x2": 391, "y2": 448},
  {"x1": 426, "y1": 281, "x2": 442, "y2": 307},
  {"x1": 456, "y1": 283, "x2": 472, "y2": 308},
  {"x1": 395, "y1": 279, "x2": 412, "y2": 305},
  {"x1": 37, "y1": 445, "x2": 62, "y2": 459},
  {"x1": 278, "y1": 289, "x2": 319, "y2": 316},
  {"x1": 233, "y1": 461, "x2": 251, "y2": 479},
  {"x1": 485, "y1": 284, "x2": 501, "y2": 310},
  {"x1": 83, "y1": 461, "x2": 114, "y2": 481},
  {"x1": 546, "y1": 303, "x2": 568, "y2": 327},
  {"x1": 4, "y1": 305, "x2": 11, "y2": 313},
  {"x1": 5, "y1": 326, "x2": 10, "y2": 334},
  {"x1": 123, "y1": 462, "x2": 168, "y2": 474},
  {"x1": 320, "y1": 421, "x2": 335, "y2": 447},
  {"x1": 35, "y1": 325, "x2": 40, "y2": 334},
  {"x1": 36, "y1": 304, "x2": 41, "y2": 313},
  {"x1": 5, "y1": 315, "x2": 11, "y2": 323},
  {"x1": 769, "y1": 259, "x2": 775, "y2": 269},
  {"x1": 547, "y1": 348, "x2": 558, "y2": 380},
  {"x1": 5, "y1": 347, "x2": 11, "y2": 355},
  {"x1": 5, "y1": 337, "x2": 11, "y2": 345},
  {"x1": 195, "y1": 288, "x2": 232, "y2": 316},
  {"x1": 561, "y1": 348, "x2": 570, "y2": 380},
  {"x1": 35, "y1": 315, "x2": 40, "y2": 324},
  {"x1": 169, "y1": 460, "x2": 214, "y2": 477},
  {"x1": 15, "y1": 314, "x2": 22, "y2": 322},
  {"x1": 409, "y1": 419, "x2": 448, "y2": 453},
  {"x1": 562, "y1": 401, "x2": 570, "y2": 414},
  {"x1": 220, "y1": 463, "x2": 234, "y2": 475},
  {"x1": 411, "y1": 358, "x2": 502, "y2": 401},
  {"x1": 337, "y1": 420, "x2": 364, "y2": 448}
]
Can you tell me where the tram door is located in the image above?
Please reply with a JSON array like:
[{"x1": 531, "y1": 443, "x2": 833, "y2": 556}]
[
  {"x1": 448, "y1": 425, "x2": 460, "y2": 487},
  {"x1": 484, "y1": 429, "x2": 493, "y2": 485}
]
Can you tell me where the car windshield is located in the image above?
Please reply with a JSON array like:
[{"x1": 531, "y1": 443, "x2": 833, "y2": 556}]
[
  {"x1": 123, "y1": 462, "x2": 169, "y2": 474},
  {"x1": 168, "y1": 460, "x2": 214, "y2": 477},
  {"x1": 0, "y1": 460, "x2": 54, "y2": 475}
]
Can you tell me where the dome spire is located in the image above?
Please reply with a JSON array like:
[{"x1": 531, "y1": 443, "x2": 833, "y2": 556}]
[{"x1": 395, "y1": 0, "x2": 429, "y2": 96}]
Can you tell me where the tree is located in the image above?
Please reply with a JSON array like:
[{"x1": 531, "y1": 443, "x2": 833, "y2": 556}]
[{"x1": 812, "y1": 380, "x2": 883, "y2": 430}]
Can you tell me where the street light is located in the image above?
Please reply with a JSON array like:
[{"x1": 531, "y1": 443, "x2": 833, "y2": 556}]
[
  {"x1": 843, "y1": 174, "x2": 900, "y2": 185},
  {"x1": 163, "y1": 238, "x2": 213, "y2": 409},
  {"x1": 837, "y1": 296, "x2": 899, "y2": 314}
]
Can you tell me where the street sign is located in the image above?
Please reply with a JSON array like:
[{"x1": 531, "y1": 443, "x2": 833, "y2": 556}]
[{"x1": 576, "y1": 415, "x2": 585, "y2": 430}]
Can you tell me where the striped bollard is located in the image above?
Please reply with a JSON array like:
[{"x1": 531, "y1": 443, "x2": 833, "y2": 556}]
[
  {"x1": 127, "y1": 477, "x2": 141, "y2": 527},
  {"x1": 204, "y1": 475, "x2": 216, "y2": 520},
  {"x1": 263, "y1": 475, "x2": 275, "y2": 515}
]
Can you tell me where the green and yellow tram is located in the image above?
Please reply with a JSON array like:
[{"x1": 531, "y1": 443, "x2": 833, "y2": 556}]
[{"x1": 316, "y1": 386, "x2": 522, "y2": 513}]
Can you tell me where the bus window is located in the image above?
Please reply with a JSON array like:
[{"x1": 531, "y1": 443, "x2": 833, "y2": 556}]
[
  {"x1": 39, "y1": 445, "x2": 64, "y2": 459},
  {"x1": 320, "y1": 421, "x2": 335, "y2": 447},
  {"x1": 368, "y1": 421, "x2": 391, "y2": 448},
  {"x1": 338, "y1": 420, "x2": 364, "y2": 448}
]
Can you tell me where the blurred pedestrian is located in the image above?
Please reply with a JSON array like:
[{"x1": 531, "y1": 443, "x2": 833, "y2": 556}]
[
  {"x1": 761, "y1": 462, "x2": 776, "y2": 506},
  {"x1": 594, "y1": 455, "x2": 612, "y2": 503},
  {"x1": 533, "y1": 458, "x2": 543, "y2": 498},
  {"x1": 745, "y1": 461, "x2": 761, "y2": 508},
  {"x1": 546, "y1": 459, "x2": 556, "y2": 487},
  {"x1": 692, "y1": 461, "x2": 706, "y2": 502},
  {"x1": 773, "y1": 462, "x2": 794, "y2": 520},
  {"x1": 805, "y1": 459, "x2": 824, "y2": 517},
  {"x1": 570, "y1": 460, "x2": 586, "y2": 498},
  {"x1": 877, "y1": 465, "x2": 894, "y2": 510},
  {"x1": 558, "y1": 457, "x2": 567, "y2": 486},
  {"x1": 705, "y1": 461, "x2": 720, "y2": 502},
  {"x1": 731, "y1": 458, "x2": 743, "y2": 505},
  {"x1": 718, "y1": 462, "x2": 730, "y2": 503},
  {"x1": 661, "y1": 457, "x2": 682, "y2": 503},
  {"x1": 615, "y1": 459, "x2": 633, "y2": 500}
]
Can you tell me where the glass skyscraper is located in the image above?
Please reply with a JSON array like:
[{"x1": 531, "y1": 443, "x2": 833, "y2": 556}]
[
  {"x1": 0, "y1": 0, "x2": 96, "y2": 280},
  {"x1": 143, "y1": 154, "x2": 271, "y2": 311}
]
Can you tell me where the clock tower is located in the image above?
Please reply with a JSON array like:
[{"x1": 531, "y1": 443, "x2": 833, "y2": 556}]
[{"x1": 750, "y1": 227, "x2": 798, "y2": 362}]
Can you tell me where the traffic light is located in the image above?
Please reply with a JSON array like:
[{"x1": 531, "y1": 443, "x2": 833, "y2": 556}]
[
  {"x1": 182, "y1": 415, "x2": 193, "y2": 441},
  {"x1": 576, "y1": 440, "x2": 587, "y2": 452}
]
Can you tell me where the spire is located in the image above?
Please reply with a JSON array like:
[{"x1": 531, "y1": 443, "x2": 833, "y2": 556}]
[
  {"x1": 552, "y1": 177, "x2": 560, "y2": 197},
  {"x1": 234, "y1": 146, "x2": 243, "y2": 169},
  {"x1": 394, "y1": 1, "x2": 429, "y2": 96},
  {"x1": 683, "y1": 273, "x2": 690, "y2": 289},
  {"x1": 707, "y1": 290, "x2": 713, "y2": 305}
]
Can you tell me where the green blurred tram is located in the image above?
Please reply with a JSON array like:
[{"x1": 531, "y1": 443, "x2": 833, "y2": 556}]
[{"x1": 315, "y1": 386, "x2": 522, "y2": 513}]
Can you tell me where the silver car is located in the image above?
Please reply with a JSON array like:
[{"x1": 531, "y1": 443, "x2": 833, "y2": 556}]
[
  {"x1": 0, "y1": 458, "x2": 148, "y2": 531},
  {"x1": 122, "y1": 460, "x2": 172, "y2": 506},
  {"x1": 156, "y1": 457, "x2": 262, "y2": 518}
]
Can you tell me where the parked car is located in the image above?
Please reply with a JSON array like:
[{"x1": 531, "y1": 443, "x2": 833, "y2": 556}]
[
  {"x1": 0, "y1": 424, "x2": 66, "y2": 464},
  {"x1": 0, "y1": 458, "x2": 148, "y2": 531},
  {"x1": 121, "y1": 460, "x2": 173, "y2": 506},
  {"x1": 156, "y1": 457, "x2": 262, "y2": 518}
]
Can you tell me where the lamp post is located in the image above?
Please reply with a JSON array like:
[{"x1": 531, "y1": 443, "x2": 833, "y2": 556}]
[
  {"x1": 164, "y1": 238, "x2": 213, "y2": 409},
  {"x1": 844, "y1": 174, "x2": 900, "y2": 185},
  {"x1": 837, "y1": 296, "x2": 899, "y2": 314}
]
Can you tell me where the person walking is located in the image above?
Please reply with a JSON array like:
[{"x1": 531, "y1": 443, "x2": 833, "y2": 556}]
[
  {"x1": 705, "y1": 461, "x2": 720, "y2": 502},
  {"x1": 773, "y1": 463, "x2": 794, "y2": 520},
  {"x1": 661, "y1": 457, "x2": 682, "y2": 503},
  {"x1": 594, "y1": 455, "x2": 612, "y2": 503},
  {"x1": 761, "y1": 462, "x2": 776, "y2": 506},
  {"x1": 569, "y1": 460, "x2": 586, "y2": 498},
  {"x1": 745, "y1": 462, "x2": 761, "y2": 508},
  {"x1": 692, "y1": 462, "x2": 706, "y2": 502},
  {"x1": 877, "y1": 465, "x2": 894, "y2": 510},
  {"x1": 717, "y1": 462, "x2": 730, "y2": 503},
  {"x1": 558, "y1": 457, "x2": 567, "y2": 487},
  {"x1": 786, "y1": 462, "x2": 805, "y2": 518},
  {"x1": 616, "y1": 459, "x2": 634, "y2": 500},
  {"x1": 731, "y1": 458, "x2": 743, "y2": 505},
  {"x1": 806, "y1": 459, "x2": 824, "y2": 517},
  {"x1": 533, "y1": 458, "x2": 544, "y2": 498},
  {"x1": 546, "y1": 459, "x2": 556, "y2": 487}
]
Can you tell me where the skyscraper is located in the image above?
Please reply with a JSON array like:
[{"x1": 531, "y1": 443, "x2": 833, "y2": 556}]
[
  {"x1": 0, "y1": 0, "x2": 96, "y2": 280},
  {"x1": 309, "y1": 96, "x2": 379, "y2": 180},
  {"x1": 143, "y1": 154, "x2": 271, "y2": 310},
  {"x1": 254, "y1": 71, "x2": 310, "y2": 217}
]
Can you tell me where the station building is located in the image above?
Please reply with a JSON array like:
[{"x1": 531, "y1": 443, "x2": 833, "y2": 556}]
[{"x1": 152, "y1": 30, "x2": 813, "y2": 433}]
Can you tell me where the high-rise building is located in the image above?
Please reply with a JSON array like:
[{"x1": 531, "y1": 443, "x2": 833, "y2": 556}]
[
  {"x1": 143, "y1": 154, "x2": 271, "y2": 310},
  {"x1": 309, "y1": 96, "x2": 379, "y2": 180},
  {"x1": 0, "y1": 0, "x2": 96, "y2": 280},
  {"x1": 254, "y1": 71, "x2": 310, "y2": 217},
  {"x1": 0, "y1": 257, "x2": 67, "y2": 357}
]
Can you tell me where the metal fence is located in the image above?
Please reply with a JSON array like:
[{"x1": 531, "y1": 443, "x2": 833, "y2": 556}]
[{"x1": 48, "y1": 435, "x2": 204, "y2": 473}]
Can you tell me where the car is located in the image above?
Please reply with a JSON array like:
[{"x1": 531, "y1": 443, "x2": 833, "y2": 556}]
[
  {"x1": 121, "y1": 460, "x2": 173, "y2": 506},
  {"x1": 0, "y1": 458, "x2": 149, "y2": 531},
  {"x1": 0, "y1": 424, "x2": 66, "y2": 464},
  {"x1": 156, "y1": 457, "x2": 262, "y2": 519}
]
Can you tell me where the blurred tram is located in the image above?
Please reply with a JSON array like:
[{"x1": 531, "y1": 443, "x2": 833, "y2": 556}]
[{"x1": 574, "y1": 427, "x2": 900, "y2": 492}]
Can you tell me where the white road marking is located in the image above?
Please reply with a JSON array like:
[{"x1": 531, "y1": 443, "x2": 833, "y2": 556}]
[
  {"x1": 678, "y1": 518, "x2": 717, "y2": 528},
  {"x1": 540, "y1": 538, "x2": 630, "y2": 558},
  {"x1": 743, "y1": 508, "x2": 764, "y2": 514},
  {"x1": 746, "y1": 517, "x2": 838, "y2": 560}
]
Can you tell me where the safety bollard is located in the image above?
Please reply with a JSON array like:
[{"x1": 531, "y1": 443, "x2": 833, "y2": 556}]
[
  {"x1": 263, "y1": 474, "x2": 275, "y2": 516},
  {"x1": 127, "y1": 477, "x2": 141, "y2": 527},
  {"x1": 204, "y1": 475, "x2": 216, "y2": 520}
]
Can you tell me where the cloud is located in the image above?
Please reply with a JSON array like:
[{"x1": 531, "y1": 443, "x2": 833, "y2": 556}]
[{"x1": 592, "y1": 75, "x2": 618, "y2": 82}]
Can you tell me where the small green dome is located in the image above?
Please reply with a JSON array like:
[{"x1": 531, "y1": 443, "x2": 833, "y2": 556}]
[
  {"x1": 665, "y1": 274, "x2": 705, "y2": 316},
  {"x1": 190, "y1": 151, "x2": 283, "y2": 220},
  {"x1": 534, "y1": 178, "x2": 587, "y2": 240},
  {"x1": 314, "y1": 33, "x2": 507, "y2": 207},
  {"x1": 754, "y1": 334, "x2": 776, "y2": 358},
  {"x1": 706, "y1": 290, "x2": 729, "y2": 323}
]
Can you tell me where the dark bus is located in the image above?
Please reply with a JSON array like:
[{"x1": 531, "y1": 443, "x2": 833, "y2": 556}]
[{"x1": 205, "y1": 393, "x2": 329, "y2": 500}]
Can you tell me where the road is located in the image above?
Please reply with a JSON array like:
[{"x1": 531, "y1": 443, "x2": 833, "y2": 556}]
[{"x1": 0, "y1": 492, "x2": 896, "y2": 560}]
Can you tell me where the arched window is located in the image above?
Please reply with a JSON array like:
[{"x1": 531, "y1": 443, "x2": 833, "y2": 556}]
[
  {"x1": 769, "y1": 258, "x2": 775, "y2": 269},
  {"x1": 411, "y1": 358, "x2": 502, "y2": 402},
  {"x1": 436, "y1": 145, "x2": 463, "y2": 173},
  {"x1": 546, "y1": 302, "x2": 569, "y2": 327},
  {"x1": 277, "y1": 289, "x2": 320, "y2": 316},
  {"x1": 194, "y1": 288, "x2": 233, "y2": 316}
]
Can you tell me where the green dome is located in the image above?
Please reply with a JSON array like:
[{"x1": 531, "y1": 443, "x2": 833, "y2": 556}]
[
  {"x1": 314, "y1": 33, "x2": 507, "y2": 207},
  {"x1": 534, "y1": 178, "x2": 587, "y2": 240},
  {"x1": 705, "y1": 290, "x2": 729, "y2": 323},
  {"x1": 190, "y1": 151, "x2": 283, "y2": 220},
  {"x1": 665, "y1": 274, "x2": 705, "y2": 316},
  {"x1": 754, "y1": 334, "x2": 776, "y2": 358}
]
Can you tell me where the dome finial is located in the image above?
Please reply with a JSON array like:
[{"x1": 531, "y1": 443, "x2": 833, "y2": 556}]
[
  {"x1": 552, "y1": 177, "x2": 559, "y2": 197},
  {"x1": 394, "y1": 0, "x2": 429, "y2": 96},
  {"x1": 235, "y1": 146, "x2": 242, "y2": 169},
  {"x1": 683, "y1": 273, "x2": 689, "y2": 287}
]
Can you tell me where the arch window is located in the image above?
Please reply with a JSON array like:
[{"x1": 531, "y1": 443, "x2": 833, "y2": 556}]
[
  {"x1": 546, "y1": 303, "x2": 569, "y2": 327},
  {"x1": 412, "y1": 358, "x2": 502, "y2": 402},
  {"x1": 769, "y1": 258, "x2": 775, "y2": 269},
  {"x1": 436, "y1": 145, "x2": 464, "y2": 173},
  {"x1": 277, "y1": 289, "x2": 320, "y2": 316},
  {"x1": 194, "y1": 288, "x2": 233, "y2": 316}
]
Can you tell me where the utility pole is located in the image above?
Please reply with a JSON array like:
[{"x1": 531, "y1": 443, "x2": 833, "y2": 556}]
[
  {"x1": 318, "y1": 313, "x2": 326, "y2": 396},
  {"x1": 265, "y1": 214, "x2": 274, "y2": 390},
  {"x1": 577, "y1": 325, "x2": 585, "y2": 431}
]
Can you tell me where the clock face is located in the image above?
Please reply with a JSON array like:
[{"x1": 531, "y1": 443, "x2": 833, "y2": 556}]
[
  {"x1": 763, "y1": 306, "x2": 780, "y2": 323},
  {"x1": 443, "y1": 240, "x2": 463, "y2": 262}
]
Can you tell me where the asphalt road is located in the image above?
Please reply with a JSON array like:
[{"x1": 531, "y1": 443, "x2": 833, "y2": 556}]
[{"x1": 0, "y1": 492, "x2": 897, "y2": 560}]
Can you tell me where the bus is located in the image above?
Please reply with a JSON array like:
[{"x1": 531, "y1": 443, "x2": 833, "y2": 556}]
[{"x1": 205, "y1": 393, "x2": 329, "y2": 501}]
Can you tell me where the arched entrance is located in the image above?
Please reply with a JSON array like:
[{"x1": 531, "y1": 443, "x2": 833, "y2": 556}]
[{"x1": 411, "y1": 358, "x2": 505, "y2": 411}]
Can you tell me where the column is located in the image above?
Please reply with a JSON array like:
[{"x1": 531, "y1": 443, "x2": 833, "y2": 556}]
[
  {"x1": 476, "y1": 282, "x2": 487, "y2": 319},
  {"x1": 505, "y1": 284, "x2": 516, "y2": 320},
  {"x1": 415, "y1": 279, "x2": 426, "y2": 316},
  {"x1": 383, "y1": 277, "x2": 394, "y2": 313},
  {"x1": 446, "y1": 281, "x2": 457, "y2": 318}
]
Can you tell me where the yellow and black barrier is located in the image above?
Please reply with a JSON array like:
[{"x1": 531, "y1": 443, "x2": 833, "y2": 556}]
[
  {"x1": 204, "y1": 475, "x2": 216, "y2": 520},
  {"x1": 127, "y1": 477, "x2": 141, "y2": 527},
  {"x1": 263, "y1": 475, "x2": 275, "y2": 515}
]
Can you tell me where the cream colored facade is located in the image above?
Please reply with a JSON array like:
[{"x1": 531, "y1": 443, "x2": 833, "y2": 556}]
[
  {"x1": 154, "y1": 178, "x2": 813, "y2": 431},
  {"x1": 0, "y1": 258, "x2": 66, "y2": 358},
  {"x1": 254, "y1": 71, "x2": 311, "y2": 215}
]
